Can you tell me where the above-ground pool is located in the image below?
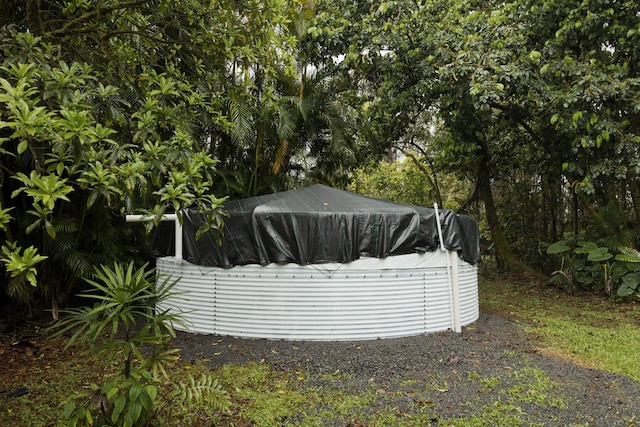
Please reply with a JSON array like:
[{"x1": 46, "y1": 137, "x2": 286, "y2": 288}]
[
  {"x1": 142, "y1": 184, "x2": 480, "y2": 341},
  {"x1": 156, "y1": 250, "x2": 478, "y2": 341}
]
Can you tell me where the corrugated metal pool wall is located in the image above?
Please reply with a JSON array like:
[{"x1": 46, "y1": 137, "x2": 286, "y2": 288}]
[{"x1": 156, "y1": 252, "x2": 478, "y2": 341}]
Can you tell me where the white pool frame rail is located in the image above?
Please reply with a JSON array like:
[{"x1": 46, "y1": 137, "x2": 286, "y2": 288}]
[{"x1": 126, "y1": 214, "x2": 183, "y2": 261}]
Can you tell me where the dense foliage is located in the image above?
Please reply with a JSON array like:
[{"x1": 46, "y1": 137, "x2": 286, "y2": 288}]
[
  {"x1": 0, "y1": 0, "x2": 318, "y2": 310},
  {"x1": 2, "y1": 0, "x2": 640, "y2": 305},
  {"x1": 306, "y1": 0, "x2": 640, "y2": 296},
  {"x1": 348, "y1": 158, "x2": 469, "y2": 210}
]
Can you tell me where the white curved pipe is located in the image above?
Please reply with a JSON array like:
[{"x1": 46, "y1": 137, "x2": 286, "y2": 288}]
[{"x1": 433, "y1": 203, "x2": 446, "y2": 251}]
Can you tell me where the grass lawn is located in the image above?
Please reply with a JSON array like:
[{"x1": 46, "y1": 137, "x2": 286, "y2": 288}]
[{"x1": 480, "y1": 272, "x2": 640, "y2": 382}]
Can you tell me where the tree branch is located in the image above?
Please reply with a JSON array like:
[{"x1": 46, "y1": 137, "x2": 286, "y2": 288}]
[
  {"x1": 489, "y1": 101, "x2": 544, "y2": 144},
  {"x1": 46, "y1": 0, "x2": 148, "y2": 38},
  {"x1": 399, "y1": 145, "x2": 443, "y2": 206}
]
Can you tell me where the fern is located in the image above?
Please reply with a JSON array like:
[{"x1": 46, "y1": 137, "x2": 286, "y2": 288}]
[
  {"x1": 176, "y1": 373, "x2": 231, "y2": 415},
  {"x1": 587, "y1": 202, "x2": 640, "y2": 250}
]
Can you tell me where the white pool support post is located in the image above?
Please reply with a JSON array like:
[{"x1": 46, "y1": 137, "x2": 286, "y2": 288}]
[
  {"x1": 434, "y1": 203, "x2": 461, "y2": 333},
  {"x1": 125, "y1": 214, "x2": 182, "y2": 261}
]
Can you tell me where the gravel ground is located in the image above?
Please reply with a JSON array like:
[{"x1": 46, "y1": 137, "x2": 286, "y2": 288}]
[{"x1": 172, "y1": 312, "x2": 640, "y2": 426}]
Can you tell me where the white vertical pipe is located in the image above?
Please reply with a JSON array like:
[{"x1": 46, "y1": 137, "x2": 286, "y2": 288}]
[
  {"x1": 125, "y1": 213, "x2": 182, "y2": 261},
  {"x1": 174, "y1": 216, "x2": 183, "y2": 261},
  {"x1": 450, "y1": 250, "x2": 461, "y2": 332},
  {"x1": 434, "y1": 204, "x2": 461, "y2": 333}
]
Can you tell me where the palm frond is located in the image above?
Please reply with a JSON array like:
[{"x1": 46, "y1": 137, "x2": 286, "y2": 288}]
[
  {"x1": 227, "y1": 98, "x2": 254, "y2": 148},
  {"x1": 272, "y1": 138, "x2": 291, "y2": 174},
  {"x1": 587, "y1": 202, "x2": 638, "y2": 250}
]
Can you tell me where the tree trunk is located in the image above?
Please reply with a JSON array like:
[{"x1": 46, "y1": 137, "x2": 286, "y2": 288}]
[
  {"x1": 26, "y1": 0, "x2": 44, "y2": 35},
  {"x1": 476, "y1": 139, "x2": 521, "y2": 271},
  {"x1": 626, "y1": 170, "x2": 640, "y2": 225},
  {"x1": 477, "y1": 162, "x2": 518, "y2": 271},
  {"x1": 572, "y1": 188, "x2": 579, "y2": 237},
  {"x1": 402, "y1": 149, "x2": 443, "y2": 206}
]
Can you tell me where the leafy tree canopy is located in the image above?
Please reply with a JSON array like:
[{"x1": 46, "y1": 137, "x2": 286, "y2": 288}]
[
  {"x1": 306, "y1": 0, "x2": 640, "y2": 280},
  {"x1": 0, "y1": 0, "x2": 302, "y2": 309}
]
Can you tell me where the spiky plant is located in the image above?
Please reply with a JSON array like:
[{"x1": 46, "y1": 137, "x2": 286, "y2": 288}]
[{"x1": 51, "y1": 261, "x2": 186, "y2": 379}]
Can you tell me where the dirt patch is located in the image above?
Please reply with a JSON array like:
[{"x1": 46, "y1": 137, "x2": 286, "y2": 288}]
[{"x1": 533, "y1": 345, "x2": 601, "y2": 370}]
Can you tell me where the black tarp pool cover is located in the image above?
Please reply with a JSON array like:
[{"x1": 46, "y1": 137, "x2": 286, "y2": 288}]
[{"x1": 152, "y1": 184, "x2": 480, "y2": 267}]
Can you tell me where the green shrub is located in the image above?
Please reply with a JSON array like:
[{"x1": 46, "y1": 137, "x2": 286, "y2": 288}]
[
  {"x1": 51, "y1": 261, "x2": 230, "y2": 426},
  {"x1": 547, "y1": 238, "x2": 640, "y2": 298}
]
